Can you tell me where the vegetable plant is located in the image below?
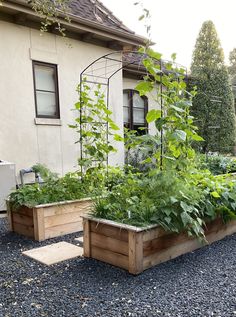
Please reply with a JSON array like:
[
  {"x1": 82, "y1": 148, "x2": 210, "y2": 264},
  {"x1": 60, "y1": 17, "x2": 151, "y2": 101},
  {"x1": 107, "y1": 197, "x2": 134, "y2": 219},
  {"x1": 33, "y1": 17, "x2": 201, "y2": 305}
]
[{"x1": 92, "y1": 48, "x2": 236, "y2": 241}]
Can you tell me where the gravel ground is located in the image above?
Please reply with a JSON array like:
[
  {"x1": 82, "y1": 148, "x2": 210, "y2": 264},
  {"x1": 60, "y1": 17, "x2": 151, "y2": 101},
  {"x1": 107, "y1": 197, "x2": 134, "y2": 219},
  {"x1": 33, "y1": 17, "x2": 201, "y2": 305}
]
[{"x1": 0, "y1": 217, "x2": 236, "y2": 317}]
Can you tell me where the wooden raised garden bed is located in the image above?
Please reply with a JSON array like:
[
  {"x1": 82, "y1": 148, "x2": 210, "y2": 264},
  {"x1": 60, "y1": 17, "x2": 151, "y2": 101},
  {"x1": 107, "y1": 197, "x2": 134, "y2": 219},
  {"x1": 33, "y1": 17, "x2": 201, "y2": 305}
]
[
  {"x1": 7, "y1": 198, "x2": 92, "y2": 241},
  {"x1": 83, "y1": 216, "x2": 236, "y2": 275}
]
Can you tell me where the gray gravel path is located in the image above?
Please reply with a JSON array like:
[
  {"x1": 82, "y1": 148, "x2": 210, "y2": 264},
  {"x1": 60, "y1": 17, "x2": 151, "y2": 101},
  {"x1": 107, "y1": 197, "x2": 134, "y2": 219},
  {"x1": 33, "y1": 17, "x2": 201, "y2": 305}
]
[{"x1": 0, "y1": 218, "x2": 236, "y2": 317}]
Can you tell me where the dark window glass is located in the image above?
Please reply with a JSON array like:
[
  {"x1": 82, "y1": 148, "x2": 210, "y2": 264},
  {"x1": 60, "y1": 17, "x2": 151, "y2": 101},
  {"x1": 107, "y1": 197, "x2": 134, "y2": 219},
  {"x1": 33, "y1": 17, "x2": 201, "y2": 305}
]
[
  {"x1": 123, "y1": 89, "x2": 148, "y2": 134},
  {"x1": 33, "y1": 61, "x2": 60, "y2": 118}
]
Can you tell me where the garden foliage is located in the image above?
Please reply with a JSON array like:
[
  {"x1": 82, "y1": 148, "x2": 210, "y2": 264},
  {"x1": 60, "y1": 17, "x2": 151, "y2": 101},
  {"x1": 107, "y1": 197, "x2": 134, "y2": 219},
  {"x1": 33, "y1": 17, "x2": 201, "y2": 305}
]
[
  {"x1": 93, "y1": 48, "x2": 236, "y2": 241},
  {"x1": 9, "y1": 46, "x2": 236, "y2": 241}
]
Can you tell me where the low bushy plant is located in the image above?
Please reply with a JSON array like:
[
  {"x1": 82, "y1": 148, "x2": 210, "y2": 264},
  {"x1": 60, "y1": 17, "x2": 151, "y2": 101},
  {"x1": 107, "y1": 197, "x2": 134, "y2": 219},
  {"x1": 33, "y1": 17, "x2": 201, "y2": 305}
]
[
  {"x1": 9, "y1": 172, "x2": 88, "y2": 211},
  {"x1": 93, "y1": 168, "x2": 236, "y2": 240},
  {"x1": 9, "y1": 165, "x2": 128, "y2": 211},
  {"x1": 197, "y1": 154, "x2": 236, "y2": 175}
]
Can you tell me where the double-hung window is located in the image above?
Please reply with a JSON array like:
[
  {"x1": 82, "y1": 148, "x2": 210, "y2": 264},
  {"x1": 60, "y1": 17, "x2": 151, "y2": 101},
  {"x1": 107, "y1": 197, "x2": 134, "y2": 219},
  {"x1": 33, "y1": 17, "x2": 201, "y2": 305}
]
[
  {"x1": 123, "y1": 89, "x2": 148, "y2": 133},
  {"x1": 33, "y1": 61, "x2": 60, "y2": 118}
]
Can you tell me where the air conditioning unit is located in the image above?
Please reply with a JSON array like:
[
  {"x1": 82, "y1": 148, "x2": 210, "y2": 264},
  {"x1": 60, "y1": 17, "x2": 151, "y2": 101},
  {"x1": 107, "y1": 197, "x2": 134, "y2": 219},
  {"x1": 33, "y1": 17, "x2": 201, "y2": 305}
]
[{"x1": 0, "y1": 161, "x2": 16, "y2": 211}]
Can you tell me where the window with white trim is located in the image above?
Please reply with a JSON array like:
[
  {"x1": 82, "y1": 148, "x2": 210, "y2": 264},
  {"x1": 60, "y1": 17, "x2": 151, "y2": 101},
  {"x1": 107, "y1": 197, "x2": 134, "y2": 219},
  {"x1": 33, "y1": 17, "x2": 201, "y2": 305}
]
[{"x1": 33, "y1": 61, "x2": 60, "y2": 118}]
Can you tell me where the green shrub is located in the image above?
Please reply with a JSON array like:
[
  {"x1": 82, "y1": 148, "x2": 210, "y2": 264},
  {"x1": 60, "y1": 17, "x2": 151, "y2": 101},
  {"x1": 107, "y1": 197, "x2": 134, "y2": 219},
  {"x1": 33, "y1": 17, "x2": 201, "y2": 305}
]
[
  {"x1": 93, "y1": 169, "x2": 236, "y2": 240},
  {"x1": 9, "y1": 172, "x2": 88, "y2": 211},
  {"x1": 197, "y1": 154, "x2": 236, "y2": 175},
  {"x1": 8, "y1": 166, "x2": 127, "y2": 211}
]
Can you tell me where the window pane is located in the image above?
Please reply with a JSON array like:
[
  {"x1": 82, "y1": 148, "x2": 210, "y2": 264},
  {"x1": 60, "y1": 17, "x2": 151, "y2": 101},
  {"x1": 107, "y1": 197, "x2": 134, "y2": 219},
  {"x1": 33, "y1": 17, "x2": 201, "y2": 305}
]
[
  {"x1": 133, "y1": 92, "x2": 145, "y2": 108},
  {"x1": 123, "y1": 92, "x2": 129, "y2": 107},
  {"x1": 35, "y1": 65, "x2": 55, "y2": 91},
  {"x1": 133, "y1": 108, "x2": 145, "y2": 124},
  {"x1": 36, "y1": 91, "x2": 57, "y2": 116},
  {"x1": 123, "y1": 93, "x2": 130, "y2": 123},
  {"x1": 123, "y1": 107, "x2": 129, "y2": 123}
]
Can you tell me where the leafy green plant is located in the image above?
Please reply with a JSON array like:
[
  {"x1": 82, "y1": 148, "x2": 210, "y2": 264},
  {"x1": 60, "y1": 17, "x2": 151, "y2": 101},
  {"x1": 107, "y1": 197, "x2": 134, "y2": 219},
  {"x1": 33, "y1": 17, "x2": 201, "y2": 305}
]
[
  {"x1": 9, "y1": 172, "x2": 88, "y2": 211},
  {"x1": 9, "y1": 165, "x2": 128, "y2": 211},
  {"x1": 70, "y1": 81, "x2": 122, "y2": 175},
  {"x1": 92, "y1": 47, "x2": 236, "y2": 241},
  {"x1": 134, "y1": 48, "x2": 203, "y2": 173},
  {"x1": 29, "y1": 0, "x2": 71, "y2": 36},
  {"x1": 93, "y1": 168, "x2": 236, "y2": 240},
  {"x1": 124, "y1": 128, "x2": 160, "y2": 172},
  {"x1": 31, "y1": 163, "x2": 58, "y2": 181},
  {"x1": 196, "y1": 154, "x2": 236, "y2": 175}
]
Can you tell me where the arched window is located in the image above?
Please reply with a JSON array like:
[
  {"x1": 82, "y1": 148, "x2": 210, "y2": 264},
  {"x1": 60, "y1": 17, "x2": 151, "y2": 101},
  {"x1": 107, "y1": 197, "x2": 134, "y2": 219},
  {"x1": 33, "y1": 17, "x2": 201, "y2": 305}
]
[{"x1": 123, "y1": 90, "x2": 148, "y2": 133}]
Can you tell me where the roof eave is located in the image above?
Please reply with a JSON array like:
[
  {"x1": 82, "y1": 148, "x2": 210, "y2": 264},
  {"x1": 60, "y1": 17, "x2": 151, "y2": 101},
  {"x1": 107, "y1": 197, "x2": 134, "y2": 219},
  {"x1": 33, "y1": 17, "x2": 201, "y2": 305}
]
[{"x1": 4, "y1": 0, "x2": 149, "y2": 47}]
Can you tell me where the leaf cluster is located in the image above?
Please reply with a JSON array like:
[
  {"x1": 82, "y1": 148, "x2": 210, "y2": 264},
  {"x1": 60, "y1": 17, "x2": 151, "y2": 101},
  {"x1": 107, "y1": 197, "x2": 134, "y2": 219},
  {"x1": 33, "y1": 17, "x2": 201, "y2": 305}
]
[
  {"x1": 196, "y1": 154, "x2": 236, "y2": 175},
  {"x1": 71, "y1": 81, "x2": 121, "y2": 174},
  {"x1": 9, "y1": 172, "x2": 88, "y2": 211}
]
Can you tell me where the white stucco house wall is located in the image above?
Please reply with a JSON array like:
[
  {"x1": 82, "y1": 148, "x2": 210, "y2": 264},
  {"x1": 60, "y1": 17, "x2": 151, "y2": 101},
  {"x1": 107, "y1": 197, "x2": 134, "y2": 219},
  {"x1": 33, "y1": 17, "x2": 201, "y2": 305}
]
[{"x1": 0, "y1": 0, "x2": 152, "y2": 183}]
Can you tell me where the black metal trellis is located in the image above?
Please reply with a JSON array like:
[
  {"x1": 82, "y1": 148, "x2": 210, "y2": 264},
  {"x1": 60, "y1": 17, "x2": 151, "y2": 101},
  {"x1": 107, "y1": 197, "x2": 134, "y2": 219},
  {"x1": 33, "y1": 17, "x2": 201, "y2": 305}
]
[{"x1": 78, "y1": 50, "x2": 187, "y2": 173}]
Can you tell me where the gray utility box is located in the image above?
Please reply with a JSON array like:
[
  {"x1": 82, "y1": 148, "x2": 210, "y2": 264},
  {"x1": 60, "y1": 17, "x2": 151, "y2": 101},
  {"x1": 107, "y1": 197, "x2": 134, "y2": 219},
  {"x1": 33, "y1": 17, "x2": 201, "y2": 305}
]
[{"x1": 0, "y1": 161, "x2": 16, "y2": 211}]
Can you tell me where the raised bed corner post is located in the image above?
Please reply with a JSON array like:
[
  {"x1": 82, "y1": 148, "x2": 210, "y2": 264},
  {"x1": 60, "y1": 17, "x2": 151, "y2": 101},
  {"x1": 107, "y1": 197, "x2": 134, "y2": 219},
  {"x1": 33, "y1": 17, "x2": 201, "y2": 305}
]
[
  {"x1": 6, "y1": 200, "x2": 13, "y2": 231},
  {"x1": 128, "y1": 231, "x2": 143, "y2": 275},
  {"x1": 33, "y1": 207, "x2": 45, "y2": 241},
  {"x1": 83, "y1": 218, "x2": 91, "y2": 257}
]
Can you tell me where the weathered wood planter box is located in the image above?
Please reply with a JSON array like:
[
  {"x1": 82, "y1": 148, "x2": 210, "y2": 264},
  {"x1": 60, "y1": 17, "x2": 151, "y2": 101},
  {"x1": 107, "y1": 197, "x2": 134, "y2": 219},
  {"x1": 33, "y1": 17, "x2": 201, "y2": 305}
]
[
  {"x1": 83, "y1": 216, "x2": 236, "y2": 275},
  {"x1": 7, "y1": 198, "x2": 92, "y2": 241}
]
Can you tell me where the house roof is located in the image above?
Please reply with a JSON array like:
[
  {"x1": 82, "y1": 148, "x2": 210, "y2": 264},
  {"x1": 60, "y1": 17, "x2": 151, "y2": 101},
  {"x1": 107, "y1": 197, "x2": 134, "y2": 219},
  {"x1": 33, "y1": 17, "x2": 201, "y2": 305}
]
[
  {"x1": 68, "y1": 0, "x2": 134, "y2": 35},
  {"x1": 1, "y1": 0, "x2": 147, "y2": 48}
]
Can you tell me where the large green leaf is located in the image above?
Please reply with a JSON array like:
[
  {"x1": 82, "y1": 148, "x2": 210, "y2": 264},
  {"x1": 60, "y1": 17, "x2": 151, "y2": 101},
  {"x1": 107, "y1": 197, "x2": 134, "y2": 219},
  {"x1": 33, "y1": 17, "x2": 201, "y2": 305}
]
[
  {"x1": 135, "y1": 81, "x2": 153, "y2": 95},
  {"x1": 172, "y1": 130, "x2": 187, "y2": 141},
  {"x1": 146, "y1": 109, "x2": 162, "y2": 123}
]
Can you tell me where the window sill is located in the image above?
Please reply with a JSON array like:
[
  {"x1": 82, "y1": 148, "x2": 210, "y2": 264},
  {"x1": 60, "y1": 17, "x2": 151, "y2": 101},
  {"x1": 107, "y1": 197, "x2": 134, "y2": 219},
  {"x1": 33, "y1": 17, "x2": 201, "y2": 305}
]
[{"x1": 34, "y1": 118, "x2": 62, "y2": 126}]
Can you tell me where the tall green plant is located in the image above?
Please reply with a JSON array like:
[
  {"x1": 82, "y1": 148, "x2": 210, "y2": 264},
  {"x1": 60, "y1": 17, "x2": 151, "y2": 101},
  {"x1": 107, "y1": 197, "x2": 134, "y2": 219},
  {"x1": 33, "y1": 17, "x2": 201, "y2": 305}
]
[
  {"x1": 190, "y1": 20, "x2": 236, "y2": 153},
  {"x1": 70, "y1": 81, "x2": 122, "y2": 175},
  {"x1": 228, "y1": 48, "x2": 236, "y2": 112},
  {"x1": 133, "y1": 48, "x2": 203, "y2": 172}
]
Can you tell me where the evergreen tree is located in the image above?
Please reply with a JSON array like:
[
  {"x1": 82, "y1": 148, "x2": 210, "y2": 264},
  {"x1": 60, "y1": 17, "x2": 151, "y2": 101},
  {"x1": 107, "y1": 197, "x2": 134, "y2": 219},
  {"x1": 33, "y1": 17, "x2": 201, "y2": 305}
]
[
  {"x1": 228, "y1": 48, "x2": 236, "y2": 110},
  {"x1": 190, "y1": 20, "x2": 236, "y2": 153}
]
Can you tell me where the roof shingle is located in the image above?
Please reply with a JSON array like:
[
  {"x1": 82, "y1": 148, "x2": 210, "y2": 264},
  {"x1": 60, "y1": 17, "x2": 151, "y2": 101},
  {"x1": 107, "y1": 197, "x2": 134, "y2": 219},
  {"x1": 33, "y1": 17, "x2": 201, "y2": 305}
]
[{"x1": 68, "y1": 0, "x2": 134, "y2": 35}]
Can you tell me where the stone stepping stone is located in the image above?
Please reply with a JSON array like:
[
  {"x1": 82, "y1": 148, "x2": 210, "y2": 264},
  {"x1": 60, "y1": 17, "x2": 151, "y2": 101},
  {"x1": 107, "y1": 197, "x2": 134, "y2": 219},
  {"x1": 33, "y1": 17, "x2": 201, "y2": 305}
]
[{"x1": 22, "y1": 242, "x2": 83, "y2": 265}]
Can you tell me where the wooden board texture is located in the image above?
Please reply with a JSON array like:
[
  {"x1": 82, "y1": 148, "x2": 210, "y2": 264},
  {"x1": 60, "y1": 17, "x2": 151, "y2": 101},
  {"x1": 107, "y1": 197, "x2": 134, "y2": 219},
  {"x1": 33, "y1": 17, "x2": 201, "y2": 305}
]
[
  {"x1": 84, "y1": 218, "x2": 236, "y2": 275},
  {"x1": 8, "y1": 198, "x2": 92, "y2": 241}
]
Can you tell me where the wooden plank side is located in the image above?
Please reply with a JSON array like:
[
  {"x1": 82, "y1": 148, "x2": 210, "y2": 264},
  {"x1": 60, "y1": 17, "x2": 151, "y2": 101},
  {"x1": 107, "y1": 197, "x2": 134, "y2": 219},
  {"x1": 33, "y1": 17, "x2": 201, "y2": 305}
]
[
  {"x1": 204, "y1": 217, "x2": 226, "y2": 234},
  {"x1": 90, "y1": 221, "x2": 128, "y2": 242},
  {"x1": 43, "y1": 200, "x2": 92, "y2": 217},
  {"x1": 83, "y1": 219, "x2": 91, "y2": 257},
  {"x1": 143, "y1": 238, "x2": 201, "y2": 271},
  {"x1": 91, "y1": 232, "x2": 129, "y2": 256},
  {"x1": 44, "y1": 211, "x2": 84, "y2": 229},
  {"x1": 143, "y1": 220, "x2": 236, "y2": 271},
  {"x1": 128, "y1": 231, "x2": 143, "y2": 275},
  {"x1": 14, "y1": 206, "x2": 33, "y2": 217},
  {"x1": 6, "y1": 201, "x2": 13, "y2": 231},
  {"x1": 44, "y1": 221, "x2": 83, "y2": 239},
  {"x1": 143, "y1": 232, "x2": 189, "y2": 257},
  {"x1": 12, "y1": 222, "x2": 34, "y2": 238},
  {"x1": 33, "y1": 208, "x2": 45, "y2": 241},
  {"x1": 205, "y1": 220, "x2": 236, "y2": 244},
  {"x1": 91, "y1": 246, "x2": 129, "y2": 270},
  {"x1": 143, "y1": 226, "x2": 169, "y2": 242},
  {"x1": 12, "y1": 213, "x2": 34, "y2": 227}
]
